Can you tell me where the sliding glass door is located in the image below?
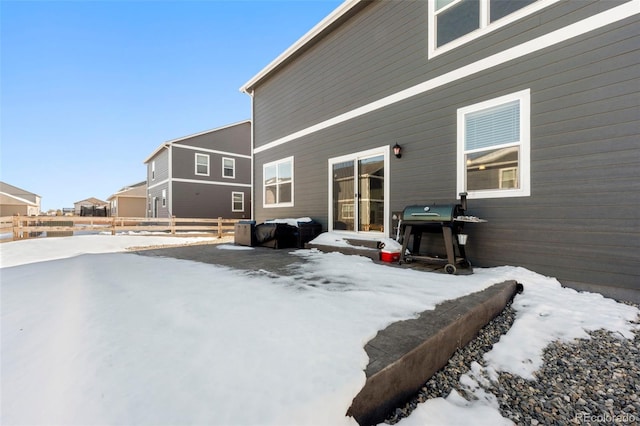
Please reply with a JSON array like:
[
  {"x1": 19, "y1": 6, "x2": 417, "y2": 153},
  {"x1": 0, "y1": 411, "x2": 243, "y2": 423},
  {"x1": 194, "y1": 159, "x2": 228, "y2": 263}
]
[{"x1": 330, "y1": 148, "x2": 388, "y2": 233}]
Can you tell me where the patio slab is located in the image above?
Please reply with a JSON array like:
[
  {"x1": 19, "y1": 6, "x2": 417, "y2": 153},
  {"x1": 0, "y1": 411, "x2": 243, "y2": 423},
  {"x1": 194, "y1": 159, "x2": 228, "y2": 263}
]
[
  {"x1": 134, "y1": 242, "x2": 303, "y2": 275},
  {"x1": 134, "y1": 242, "x2": 521, "y2": 426}
]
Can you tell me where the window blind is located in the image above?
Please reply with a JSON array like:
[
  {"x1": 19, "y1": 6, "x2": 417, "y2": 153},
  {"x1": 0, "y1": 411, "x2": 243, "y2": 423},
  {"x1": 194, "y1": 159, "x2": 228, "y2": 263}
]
[{"x1": 465, "y1": 100, "x2": 520, "y2": 151}]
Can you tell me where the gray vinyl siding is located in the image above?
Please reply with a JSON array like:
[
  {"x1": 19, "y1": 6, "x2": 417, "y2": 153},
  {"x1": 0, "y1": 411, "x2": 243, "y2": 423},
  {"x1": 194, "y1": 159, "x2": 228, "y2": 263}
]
[
  {"x1": 173, "y1": 121, "x2": 251, "y2": 156},
  {"x1": 146, "y1": 148, "x2": 170, "y2": 218},
  {"x1": 171, "y1": 181, "x2": 250, "y2": 219},
  {"x1": 172, "y1": 146, "x2": 251, "y2": 183},
  {"x1": 253, "y1": 0, "x2": 628, "y2": 148},
  {"x1": 147, "y1": 182, "x2": 170, "y2": 218},
  {"x1": 147, "y1": 148, "x2": 170, "y2": 184},
  {"x1": 251, "y1": 1, "x2": 640, "y2": 298}
]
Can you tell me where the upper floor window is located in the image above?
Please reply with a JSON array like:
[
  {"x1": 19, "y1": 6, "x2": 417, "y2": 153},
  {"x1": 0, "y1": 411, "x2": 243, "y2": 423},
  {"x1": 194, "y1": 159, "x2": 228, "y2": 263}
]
[
  {"x1": 162, "y1": 189, "x2": 167, "y2": 207},
  {"x1": 151, "y1": 161, "x2": 156, "y2": 180},
  {"x1": 457, "y1": 89, "x2": 530, "y2": 199},
  {"x1": 429, "y1": 0, "x2": 549, "y2": 58},
  {"x1": 263, "y1": 157, "x2": 293, "y2": 207},
  {"x1": 435, "y1": 0, "x2": 481, "y2": 48},
  {"x1": 222, "y1": 157, "x2": 235, "y2": 179},
  {"x1": 195, "y1": 153, "x2": 210, "y2": 176}
]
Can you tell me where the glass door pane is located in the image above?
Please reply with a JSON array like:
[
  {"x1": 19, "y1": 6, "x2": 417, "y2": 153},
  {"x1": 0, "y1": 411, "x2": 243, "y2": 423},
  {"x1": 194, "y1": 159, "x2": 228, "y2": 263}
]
[
  {"x1": 358, "y1": 155, "x2": 384, "y2": 232},
  {"x1": 332, "y1": 160, "x2": 355, "y2": 231}
]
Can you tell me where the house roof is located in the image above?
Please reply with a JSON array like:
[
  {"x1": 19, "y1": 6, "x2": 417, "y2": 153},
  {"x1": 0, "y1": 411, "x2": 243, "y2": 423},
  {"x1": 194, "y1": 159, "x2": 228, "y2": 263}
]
[
  {"x1": 240, "y1": 0, "x2": 364, "y2": 93},
  {"x1": 143, "y1": 119, "x2": 251, "y2": 164},
  {"x1": 0, "y1": 192, "x2": 38, "y2": 207},
  {"x1": 0, "y1": 181, "x2": 40, "y2": 202},
  {"x1": 115, "y1": 181, "x2": 146, "y2": 193},
  {"x1": 107, "y1": 182, "x2": 147, "y2": 201},
  {"x1": 74, "y1": 197, "x2": 108, "y2": 206}
]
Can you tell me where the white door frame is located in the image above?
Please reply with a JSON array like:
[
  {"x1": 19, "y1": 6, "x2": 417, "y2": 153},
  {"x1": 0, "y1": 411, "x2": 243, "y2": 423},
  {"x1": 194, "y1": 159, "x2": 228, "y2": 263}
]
[{"x1": 327, "y1": 145, "x2": 390, "y2": 235}]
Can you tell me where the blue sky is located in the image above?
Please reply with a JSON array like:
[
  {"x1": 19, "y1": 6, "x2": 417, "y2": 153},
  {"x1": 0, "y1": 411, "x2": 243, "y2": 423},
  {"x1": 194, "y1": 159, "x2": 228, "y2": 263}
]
[{"x1": 1, "y1": 0, "x2": 342, "y2": 211}]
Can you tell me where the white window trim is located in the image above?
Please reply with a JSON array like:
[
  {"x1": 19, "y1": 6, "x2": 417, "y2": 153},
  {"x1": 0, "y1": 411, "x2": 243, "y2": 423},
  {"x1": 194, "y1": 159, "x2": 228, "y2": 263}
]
[
  {"x1": 428, "y1": 0, "x2": 560, "y2": 59},
  {"x1": 232, "y1": 191, "x2": 245, "y2": 212},
  {"x1": 222, "y1": 157, "x2": 236, "y2": 179},
  {"x1": 172, "y1": 143, "x2": 251, "y2": 159},
  {"x1": 456, "y1": 89, "x2": 530, "y2": 199},
  {"x1": 263, "y1": 156, "x2": 294, "y2": 208},
  {"x1": 195, "y1": 153, "x2": 210, "y2": 176}
]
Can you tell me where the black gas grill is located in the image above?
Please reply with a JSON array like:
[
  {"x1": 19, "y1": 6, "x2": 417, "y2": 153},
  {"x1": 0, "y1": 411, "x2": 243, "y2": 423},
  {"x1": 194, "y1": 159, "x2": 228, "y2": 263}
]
[{"x1": 399, "y1": 192, "x2": 485, "y2": 274}]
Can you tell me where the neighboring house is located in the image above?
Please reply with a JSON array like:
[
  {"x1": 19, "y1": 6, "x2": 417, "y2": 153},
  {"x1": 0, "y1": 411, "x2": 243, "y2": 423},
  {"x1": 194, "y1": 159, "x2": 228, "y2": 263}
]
[
  {"x1": 0, "y1": 182, "x2": 41, "y2": 216},
  {"x1": 74, "y1": 198, "x2": 109, "y2": 216},
  {"x1": 241, "y1": 0, "x2": 640, "y2": 301},
  {"x1": 107, "y1": 181, "x2": 147, "y2": 217},
  {"x1": 144, "y1": 120, "x2": 251, "y2": 219}
]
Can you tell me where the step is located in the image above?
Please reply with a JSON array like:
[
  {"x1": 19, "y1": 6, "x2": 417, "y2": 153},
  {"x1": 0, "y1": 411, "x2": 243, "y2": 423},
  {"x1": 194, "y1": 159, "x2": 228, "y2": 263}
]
[{"x1": 347, "y1": 280, "x2": 523, "y2": 425}]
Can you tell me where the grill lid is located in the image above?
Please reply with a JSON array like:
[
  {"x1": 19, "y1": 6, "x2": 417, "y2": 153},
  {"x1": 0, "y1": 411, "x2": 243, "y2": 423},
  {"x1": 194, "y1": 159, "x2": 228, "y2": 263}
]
[{"x1": 402, "y1": 204, "x2": 462, "y2": 222}]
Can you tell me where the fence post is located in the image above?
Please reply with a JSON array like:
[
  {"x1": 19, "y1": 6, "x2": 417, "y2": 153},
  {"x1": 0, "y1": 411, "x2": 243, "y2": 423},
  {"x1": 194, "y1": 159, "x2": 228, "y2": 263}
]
[
  {"x1": 12, "y1": 215, "x2": 19, "y2": 241},
  {"x1": 111, "y1": 217, "x2": 116, "y2": 235},
  {"x1": 217, "y1": 217, "x2": 223, "y2": 238},
  {"x1": 171, "y1": 216, "x2": 176, "y2": 235}
]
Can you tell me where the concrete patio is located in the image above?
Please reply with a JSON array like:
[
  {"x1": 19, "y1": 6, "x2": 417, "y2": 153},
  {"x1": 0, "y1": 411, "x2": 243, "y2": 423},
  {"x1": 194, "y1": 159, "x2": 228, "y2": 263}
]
[{"x1": 135, "y1": 242, "x2": 521, "y2": 425}]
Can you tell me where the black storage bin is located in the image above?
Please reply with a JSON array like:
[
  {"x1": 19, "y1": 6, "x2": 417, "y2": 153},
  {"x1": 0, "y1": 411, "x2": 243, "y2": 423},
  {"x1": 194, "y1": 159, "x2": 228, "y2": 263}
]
[
  {"x1": 234, "y1": 221, "x2": 256, "y2": 247},
  {"x1": 255, "y1": 223, "x2": 299, "y2": 249},
  {"x1": 296, "y1": 221, "x2": 322, "y2": 248}
]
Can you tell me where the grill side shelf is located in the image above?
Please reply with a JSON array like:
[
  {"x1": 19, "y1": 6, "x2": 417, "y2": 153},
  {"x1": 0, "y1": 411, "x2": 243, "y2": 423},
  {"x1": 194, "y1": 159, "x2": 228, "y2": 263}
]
[{"x1": 454, "y1": 216, "x2": 487, "y2": 223}]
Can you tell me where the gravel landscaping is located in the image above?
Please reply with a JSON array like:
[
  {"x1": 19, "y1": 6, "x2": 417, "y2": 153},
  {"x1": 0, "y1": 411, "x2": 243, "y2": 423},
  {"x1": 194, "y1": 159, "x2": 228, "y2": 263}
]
[{"x1": 386, "y1": 301, "x2": 640, "y2": 425}]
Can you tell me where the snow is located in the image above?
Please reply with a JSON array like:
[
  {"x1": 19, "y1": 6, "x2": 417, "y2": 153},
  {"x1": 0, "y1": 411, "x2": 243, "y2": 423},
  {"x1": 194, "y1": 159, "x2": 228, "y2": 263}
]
[
  {"x1": 217, "y1": 244, "x2": 255, "y2": 251},
  {"x1": 1, "y1": 235, "x2": 638, "y2": 425},
  {"x1": 264, "y1": 217, "x2": 313, "y2": 227},
  {"x1": 0, "y1": 234, "x2": 217, "y2": 268},
  {"x1": 308, "y1": 232, "x2": 403, "y2": 253},
  {"x1": 308, "y1": 231, "x2": 357, "y2": 248}
]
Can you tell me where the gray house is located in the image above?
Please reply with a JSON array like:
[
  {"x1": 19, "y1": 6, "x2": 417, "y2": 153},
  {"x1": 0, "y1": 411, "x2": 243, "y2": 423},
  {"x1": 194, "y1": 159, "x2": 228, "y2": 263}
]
[
  {"x1": 144, "y1": 120, "x2": 251, "y2": 219},
  {"x1": 241, "y1": 0, "x2": 639, "y2": 301}
]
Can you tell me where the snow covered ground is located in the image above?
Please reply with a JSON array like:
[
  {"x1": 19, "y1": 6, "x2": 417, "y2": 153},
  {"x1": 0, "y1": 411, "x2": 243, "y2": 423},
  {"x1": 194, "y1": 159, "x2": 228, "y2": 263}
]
[{"x1": 1, "y1": 235, "x2": 638, "y2": 425}]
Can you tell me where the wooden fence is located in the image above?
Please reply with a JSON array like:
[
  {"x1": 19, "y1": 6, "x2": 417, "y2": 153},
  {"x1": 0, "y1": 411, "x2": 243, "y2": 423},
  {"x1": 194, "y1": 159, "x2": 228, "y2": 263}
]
[{"x1": 0, "y1": 216, "x2": 241, "y2": 242}]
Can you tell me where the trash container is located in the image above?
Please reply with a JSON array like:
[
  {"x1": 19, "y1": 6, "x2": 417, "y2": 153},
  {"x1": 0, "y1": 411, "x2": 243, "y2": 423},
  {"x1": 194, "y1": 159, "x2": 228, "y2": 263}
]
[{"x1": 234, "y1": 220, "x2": 256, "y2": 247}]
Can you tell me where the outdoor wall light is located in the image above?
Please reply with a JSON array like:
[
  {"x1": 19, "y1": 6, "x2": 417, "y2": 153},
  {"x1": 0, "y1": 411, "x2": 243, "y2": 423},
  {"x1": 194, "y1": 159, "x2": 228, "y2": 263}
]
[{"x1": 393, "y1": 143, "x2": 402, "y2": 158}]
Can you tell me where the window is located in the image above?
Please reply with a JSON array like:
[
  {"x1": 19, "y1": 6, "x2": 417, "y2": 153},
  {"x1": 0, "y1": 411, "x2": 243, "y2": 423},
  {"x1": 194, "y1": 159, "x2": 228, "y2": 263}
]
[
  {"x1": 435, "y1": 0, "x2": 480, "y2": 48},
  {"x1": 232, "y1": 192, "x2": 244, "y2": 212},
  {"x1": 429, "y1": 0, "x2": 547, "y2": 57},
  {"x1": 457, "y1": 89, "x2": 530, "y2": 198},
  {"x1": 195, "y1": 153, "x2": 210, "y2": 176},
  {"x1": 499, "y1": 167, "x2": 518, "y2": 189},
  {"x1": 341, "y1": 204, "x2": 354, "y2": 220},
  {"x1": 222, "y1": 157, "x2": 235, "y2": 178},
  {"x1": 151, "y1": 161, "x2": 155, "y2": 180},
  {"x1": 263, "y1": 157, "x2": 293, "y2": 207},
  {"x1": 162, "y1": 189, "x2": 167, "y2": 207}
]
